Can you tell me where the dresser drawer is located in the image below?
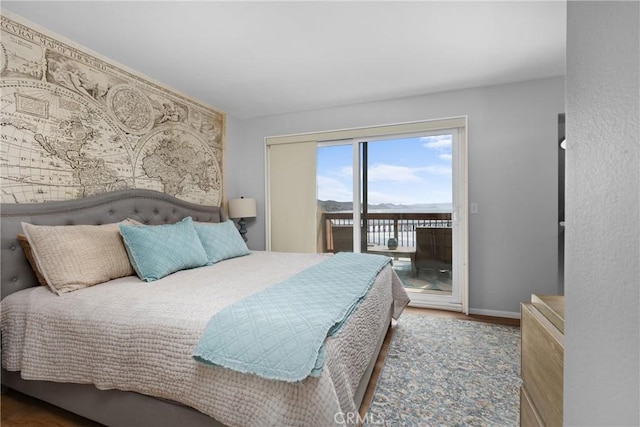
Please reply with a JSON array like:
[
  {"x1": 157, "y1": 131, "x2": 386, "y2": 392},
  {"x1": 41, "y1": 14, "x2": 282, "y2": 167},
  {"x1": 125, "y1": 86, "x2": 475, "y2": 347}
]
[
  {"x1": 521, "y1": 302, "x2": 563, "y2": 427},
  {"x1": 520, "y1": 386, "x2": 544, "y2": 427}
]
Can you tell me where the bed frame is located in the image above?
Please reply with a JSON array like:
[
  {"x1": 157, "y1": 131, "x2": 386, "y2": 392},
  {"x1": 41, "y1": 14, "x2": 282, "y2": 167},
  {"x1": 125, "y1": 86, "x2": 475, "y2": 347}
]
[{"x1": 1, "y1": 189, "x2": 390, "y2": 427}]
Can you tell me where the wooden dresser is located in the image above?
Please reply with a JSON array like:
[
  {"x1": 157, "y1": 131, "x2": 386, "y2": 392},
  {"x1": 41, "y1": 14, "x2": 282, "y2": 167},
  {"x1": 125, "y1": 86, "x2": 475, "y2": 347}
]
[{"x1": 520, "y1": 294, "x2": 564, "y2": 426}]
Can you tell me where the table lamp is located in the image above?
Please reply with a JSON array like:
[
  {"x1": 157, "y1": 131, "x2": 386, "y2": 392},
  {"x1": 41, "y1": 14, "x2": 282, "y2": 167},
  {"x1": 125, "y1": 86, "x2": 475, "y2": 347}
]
[{"x1": 228, "y1": 197, "x2": 257, "y2": 242}]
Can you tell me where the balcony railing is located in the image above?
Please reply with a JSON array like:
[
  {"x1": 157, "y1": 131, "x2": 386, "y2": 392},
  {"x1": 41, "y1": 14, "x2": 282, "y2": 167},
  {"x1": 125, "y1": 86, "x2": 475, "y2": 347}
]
[{"x1": 322, "y1": 212, "x2": 451, "y2": 252}]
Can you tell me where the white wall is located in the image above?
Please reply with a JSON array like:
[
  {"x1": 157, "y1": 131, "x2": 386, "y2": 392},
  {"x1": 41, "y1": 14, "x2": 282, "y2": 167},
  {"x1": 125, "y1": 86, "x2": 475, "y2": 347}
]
[
  {"x1": 227, "y1": 76, "x2": 565, "y2": 315},
  {"x1": 564, "y1": 2, "x2": 639, "y2": 425}
]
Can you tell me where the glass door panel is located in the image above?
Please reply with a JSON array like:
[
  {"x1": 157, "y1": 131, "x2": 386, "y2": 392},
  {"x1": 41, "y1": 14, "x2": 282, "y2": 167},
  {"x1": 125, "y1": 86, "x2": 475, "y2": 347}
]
[
  {"x1": 317, "y1": 143, "x2": 355, "y2": 253},
  {"x1": 317, "y1": 130, "x2": 462, "y2": 309},
  {"x1": 362, "y1": 135, "x2": 453, "y2": 299}
]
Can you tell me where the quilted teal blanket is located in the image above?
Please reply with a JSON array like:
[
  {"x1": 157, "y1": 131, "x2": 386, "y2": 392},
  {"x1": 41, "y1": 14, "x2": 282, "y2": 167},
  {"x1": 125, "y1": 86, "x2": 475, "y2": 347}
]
[{"x1": 192, "y1": 252, "x2": 391, "y2": 382}]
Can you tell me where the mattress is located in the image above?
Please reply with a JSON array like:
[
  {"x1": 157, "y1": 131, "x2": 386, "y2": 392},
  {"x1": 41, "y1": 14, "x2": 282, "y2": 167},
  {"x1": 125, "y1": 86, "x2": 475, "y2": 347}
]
[{"x1": 1, "y1": 251, "x2": 409, "y2": 426}]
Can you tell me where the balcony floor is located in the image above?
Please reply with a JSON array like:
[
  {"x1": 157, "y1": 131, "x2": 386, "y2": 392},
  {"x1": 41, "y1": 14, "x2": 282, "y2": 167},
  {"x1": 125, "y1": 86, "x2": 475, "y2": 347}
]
[{"x1": 388, "y1": 257, "x2": 452, "y2": 296}]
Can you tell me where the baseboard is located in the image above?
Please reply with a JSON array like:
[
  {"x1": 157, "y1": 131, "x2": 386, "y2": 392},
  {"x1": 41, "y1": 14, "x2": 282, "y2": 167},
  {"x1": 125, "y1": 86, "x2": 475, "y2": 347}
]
[
  {"x1": 408, "y1": 300, "x2": 462, "y2": 312},
  {"x1": 468, "y1": 308, "x2": 521, "y2": 319}
]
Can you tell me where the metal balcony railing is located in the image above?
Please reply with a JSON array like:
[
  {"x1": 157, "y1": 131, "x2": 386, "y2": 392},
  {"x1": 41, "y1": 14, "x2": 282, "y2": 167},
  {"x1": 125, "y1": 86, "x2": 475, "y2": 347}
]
[{"x1": 322, "y1": 212, "x2": 451, "y2": 252}]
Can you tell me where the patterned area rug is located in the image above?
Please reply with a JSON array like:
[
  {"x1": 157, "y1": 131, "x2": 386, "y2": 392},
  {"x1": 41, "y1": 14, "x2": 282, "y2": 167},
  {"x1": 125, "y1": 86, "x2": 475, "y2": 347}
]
[{"x1": 365, "y1": 313, "x2": 521, "y2": 426}]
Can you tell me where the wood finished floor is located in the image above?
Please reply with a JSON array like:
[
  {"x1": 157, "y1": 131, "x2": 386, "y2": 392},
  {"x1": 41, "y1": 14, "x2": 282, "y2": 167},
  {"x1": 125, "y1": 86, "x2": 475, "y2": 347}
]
[{"x1": 1, "y1": 308, "x2": 519, "y2": 427}]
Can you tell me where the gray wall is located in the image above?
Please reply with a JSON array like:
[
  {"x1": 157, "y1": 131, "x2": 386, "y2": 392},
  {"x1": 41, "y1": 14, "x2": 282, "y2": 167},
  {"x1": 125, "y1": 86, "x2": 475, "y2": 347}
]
[
  {"x1": 565, "y1": 1, "x2": 639, "y2": 425},
  {"x1": 227, "y1": 76, "x2": 565, "y2": 315}
]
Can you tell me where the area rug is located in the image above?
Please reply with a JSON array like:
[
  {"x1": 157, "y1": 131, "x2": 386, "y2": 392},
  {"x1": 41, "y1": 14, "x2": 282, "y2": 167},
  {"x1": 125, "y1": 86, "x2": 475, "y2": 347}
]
[{"x1": 365, "y1": 313, "x2": 521, "y2": 427}]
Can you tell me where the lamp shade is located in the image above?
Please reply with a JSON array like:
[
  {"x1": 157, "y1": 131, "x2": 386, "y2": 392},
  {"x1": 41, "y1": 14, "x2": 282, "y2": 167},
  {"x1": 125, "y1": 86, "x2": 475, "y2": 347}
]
[{"x1": 228, "y1": 197, "x2": 257, "y2": 219}]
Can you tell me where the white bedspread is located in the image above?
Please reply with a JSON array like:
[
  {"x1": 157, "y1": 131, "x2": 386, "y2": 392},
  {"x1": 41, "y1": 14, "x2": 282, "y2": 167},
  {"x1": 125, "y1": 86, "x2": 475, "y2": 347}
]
[{"x1": 1, "y1": 251, "x2": 409, "y2": 427}]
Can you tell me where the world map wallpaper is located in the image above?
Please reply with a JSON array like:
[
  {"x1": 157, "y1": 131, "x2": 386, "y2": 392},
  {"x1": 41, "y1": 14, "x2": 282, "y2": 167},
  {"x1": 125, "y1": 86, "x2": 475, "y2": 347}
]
[{"x1": 0, "y1": 12, "x2": 225, "y2": 206}]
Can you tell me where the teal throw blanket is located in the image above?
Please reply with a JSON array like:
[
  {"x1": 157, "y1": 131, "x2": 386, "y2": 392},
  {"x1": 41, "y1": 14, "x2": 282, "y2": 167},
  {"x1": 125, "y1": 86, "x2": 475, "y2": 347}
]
[{"x1": 192, "y1": 252, "x2": 391, "y2": 382}]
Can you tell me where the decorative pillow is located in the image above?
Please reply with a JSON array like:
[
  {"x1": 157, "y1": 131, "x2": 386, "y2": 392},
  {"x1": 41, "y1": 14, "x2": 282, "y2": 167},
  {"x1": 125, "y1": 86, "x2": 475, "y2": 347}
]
[
  {"x1": 193, "y1": 220, "x2": 251, "y2": 264},
  {"x1": 21, "y1": 221, "x2": 137, "y2": 295},
  {"x1": 119, "y1": 216, "x2": 208, "y2": 282},
  {"x1": 16, "y1": 234, "x2": 48, "y2": 286}
]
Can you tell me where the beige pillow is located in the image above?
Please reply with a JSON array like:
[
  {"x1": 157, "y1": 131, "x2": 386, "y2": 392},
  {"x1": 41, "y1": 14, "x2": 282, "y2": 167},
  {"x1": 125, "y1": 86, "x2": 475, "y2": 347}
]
[
  {"x1": 21, "y1": 221, "x2": 136, "y2": 295},
  {"x1": 17, "y1": 234, "x2": 48, "y2": 286}
]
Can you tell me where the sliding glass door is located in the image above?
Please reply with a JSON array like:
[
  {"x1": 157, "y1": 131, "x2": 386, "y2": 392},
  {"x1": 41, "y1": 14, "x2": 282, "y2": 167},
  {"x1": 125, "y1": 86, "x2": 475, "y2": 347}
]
[
  {"x1": 266, "y1": 117, "x2": 467, "y2": 312},
  {"x1": 317, "y1": 130, "x2": 465, "y2": 310}
]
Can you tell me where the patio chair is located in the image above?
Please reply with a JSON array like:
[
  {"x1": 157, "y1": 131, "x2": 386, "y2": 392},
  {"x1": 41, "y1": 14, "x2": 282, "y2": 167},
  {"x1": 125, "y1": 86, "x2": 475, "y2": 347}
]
[
  {"x1": 415, "y1": 227, "x2": 452, "y2": 277},
  {"x1": 328, "y1": 225, "x2": 367, "y2": 253}
]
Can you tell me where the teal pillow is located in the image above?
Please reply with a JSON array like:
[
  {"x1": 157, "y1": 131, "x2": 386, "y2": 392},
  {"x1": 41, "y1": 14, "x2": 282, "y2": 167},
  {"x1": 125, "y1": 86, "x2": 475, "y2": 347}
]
[
  {"x1": 119, "y1": 217, "x2": 208, "y2": 282},
  {"x1": 193, "y1": 220, "x2": 251, "y2": 264}
]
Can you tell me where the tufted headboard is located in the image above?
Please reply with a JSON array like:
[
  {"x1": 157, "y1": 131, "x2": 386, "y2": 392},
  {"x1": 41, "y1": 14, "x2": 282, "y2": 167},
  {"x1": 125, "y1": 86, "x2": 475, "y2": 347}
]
[{"x1": 1, "y1": 189, "x2": 224, "y2": 299}]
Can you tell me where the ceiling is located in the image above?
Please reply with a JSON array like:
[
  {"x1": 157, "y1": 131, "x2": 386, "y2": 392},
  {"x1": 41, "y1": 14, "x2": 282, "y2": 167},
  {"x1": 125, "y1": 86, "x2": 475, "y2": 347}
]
[{"x1": 2, "y1": 1, "x2": 566, "y2": 119}]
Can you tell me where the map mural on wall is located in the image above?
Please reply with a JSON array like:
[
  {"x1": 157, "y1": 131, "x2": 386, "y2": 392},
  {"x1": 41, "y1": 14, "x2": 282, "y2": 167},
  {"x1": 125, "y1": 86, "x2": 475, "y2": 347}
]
[{"x1": 0, "y1": 12, "x2": 225, "y2": 205}]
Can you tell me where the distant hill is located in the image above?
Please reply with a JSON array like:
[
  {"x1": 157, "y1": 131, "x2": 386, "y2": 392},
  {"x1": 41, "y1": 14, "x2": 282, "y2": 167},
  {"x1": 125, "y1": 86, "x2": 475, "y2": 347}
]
[
  {"x1": 318, "y1": 200, "x2": 353, "y2": 212},
  {"x1": 318, "y1": 200, "x2": 452, "y2": 213}
]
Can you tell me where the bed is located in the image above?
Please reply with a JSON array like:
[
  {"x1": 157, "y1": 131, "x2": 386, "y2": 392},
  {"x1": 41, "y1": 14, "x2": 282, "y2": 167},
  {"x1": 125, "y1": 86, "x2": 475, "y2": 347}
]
[{"x1": 1, "y1": 189, "x2": 409, "y2": 427}]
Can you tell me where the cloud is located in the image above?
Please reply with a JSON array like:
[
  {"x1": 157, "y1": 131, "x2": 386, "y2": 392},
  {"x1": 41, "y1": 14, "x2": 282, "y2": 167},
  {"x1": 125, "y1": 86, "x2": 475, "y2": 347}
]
[
  {"x1": 423, "y1": 165, "x2": 452, "y2": 176},
  {"x1": 317, "y1": 175, "x2": 425, "y2": 204},
  {"x1": 421, "y1": 134, "x2": 452, "y2": 151},
  {"x1": 340, "y1": 163, "x2": 450, "y2": 181},
  {"x1": 438, "y1": 153, "x2": 452, "y2": 161},
  {"x1": 339, "y1": 166, "x2": 353, "y2": 177},
  {"x1": 316, "y1": 175, "x2": 352, "y2": 202},
  {"x1": 318, "y1": 172, "x2": 452, "y2": 205},
  {"x1": 368, "y1": 164, "x2": 423, "y2": 182}
]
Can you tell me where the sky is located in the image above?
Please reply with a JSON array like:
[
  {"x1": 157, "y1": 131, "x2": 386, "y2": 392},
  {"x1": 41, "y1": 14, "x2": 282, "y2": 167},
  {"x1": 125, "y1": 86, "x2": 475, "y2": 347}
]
[{"x1": 317, "y1": 134, "x2": 453, "y2": 206}]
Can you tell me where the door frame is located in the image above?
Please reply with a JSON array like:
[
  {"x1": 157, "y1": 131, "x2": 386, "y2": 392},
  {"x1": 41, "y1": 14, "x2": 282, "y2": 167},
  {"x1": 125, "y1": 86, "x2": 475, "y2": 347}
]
[
  {"x1": 342, "y1": 130, "x2": 467, "y2": 312},
  {"x1": 265, "y1": 117, "x2": 468, "y2": 313}
]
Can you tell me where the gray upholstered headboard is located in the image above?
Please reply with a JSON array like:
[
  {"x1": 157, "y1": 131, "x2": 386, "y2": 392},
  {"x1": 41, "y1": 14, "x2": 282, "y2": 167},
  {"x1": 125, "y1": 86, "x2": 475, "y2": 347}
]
[{"x1": 0, "y1": 189, "x2": 224, "y2": 299}]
